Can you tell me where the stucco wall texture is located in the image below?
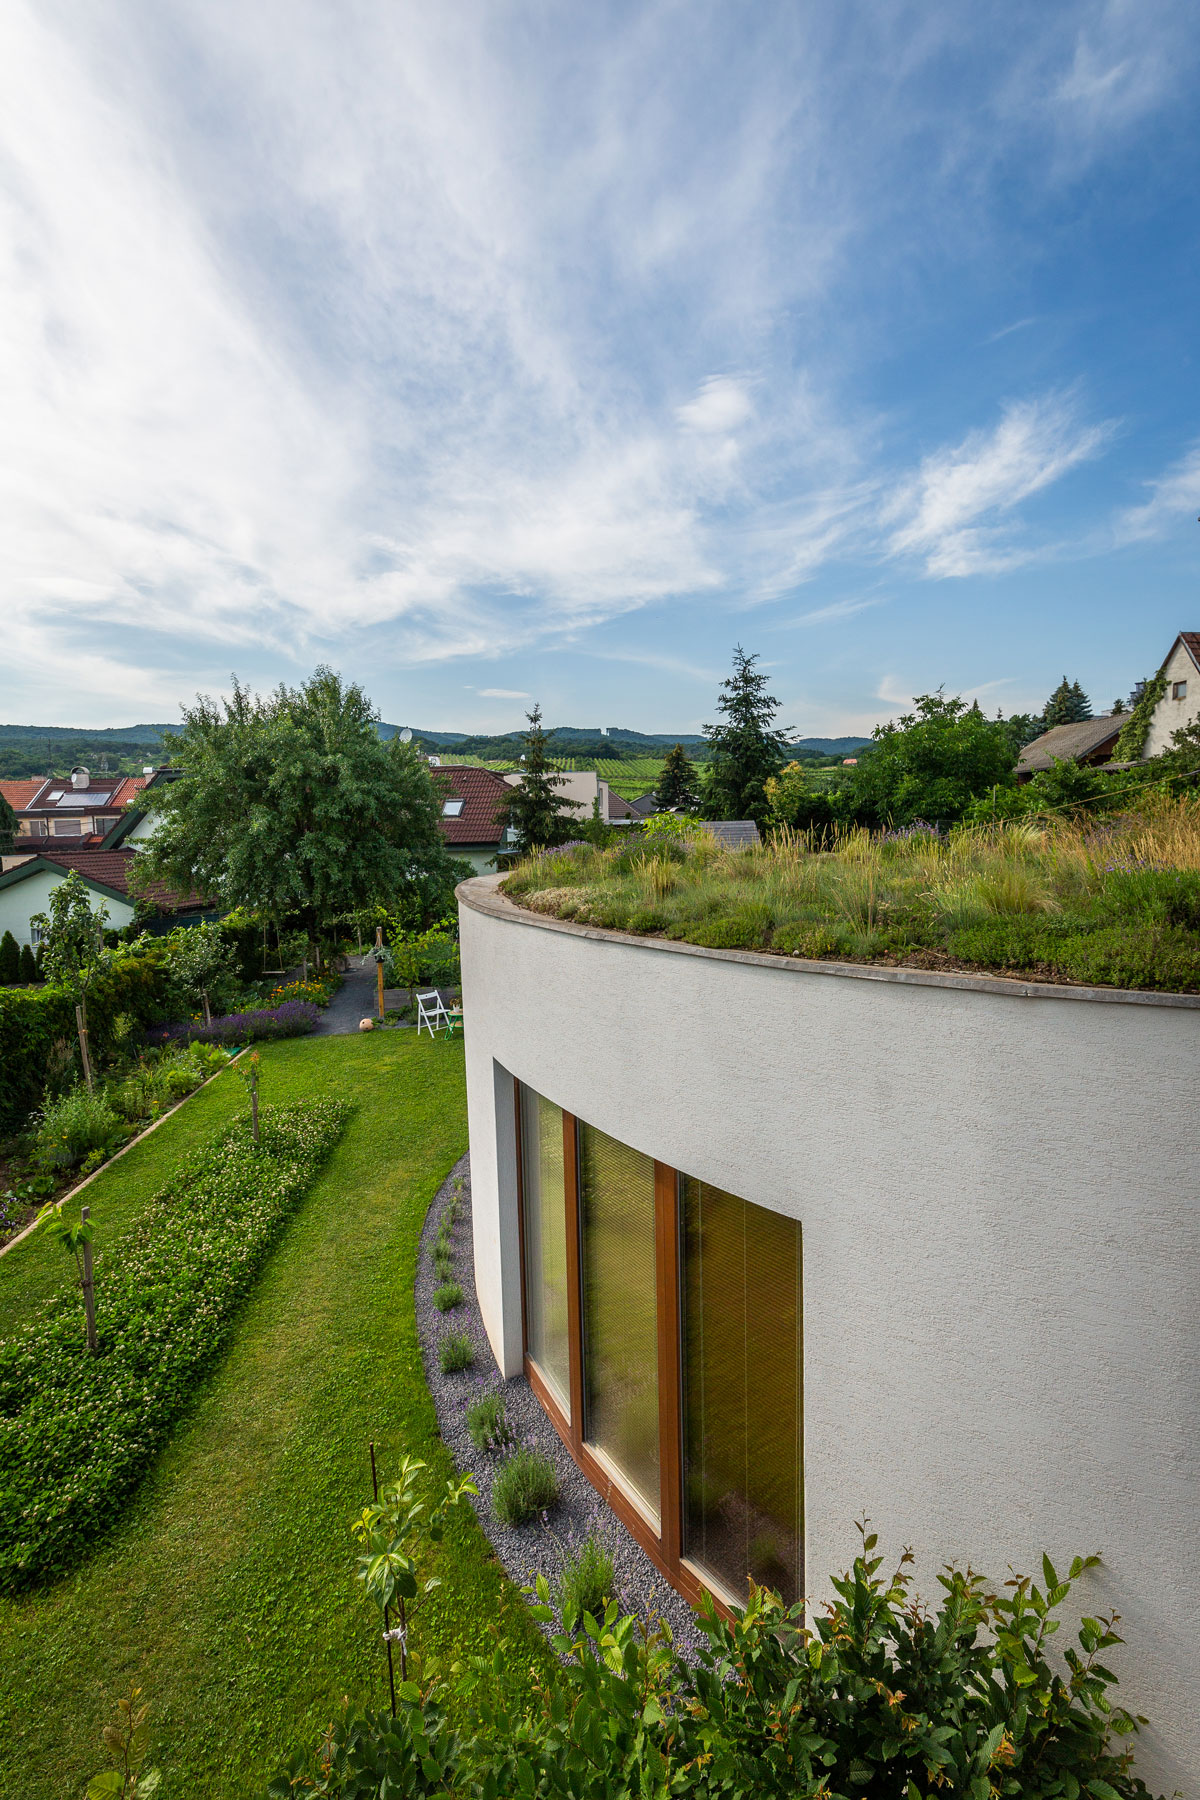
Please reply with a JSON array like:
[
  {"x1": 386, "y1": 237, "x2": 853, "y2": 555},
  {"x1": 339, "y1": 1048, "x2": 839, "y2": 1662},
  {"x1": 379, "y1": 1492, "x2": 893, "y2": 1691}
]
[{"x1": 459, "y1": 875, "x2": 1200, "y2": 1793}]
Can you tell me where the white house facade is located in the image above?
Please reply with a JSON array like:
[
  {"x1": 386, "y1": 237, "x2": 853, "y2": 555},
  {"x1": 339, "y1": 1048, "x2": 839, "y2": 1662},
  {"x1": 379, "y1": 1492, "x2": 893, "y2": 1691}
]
[
  {"x1": 0, "y1": 860, "x2": 136, "y2": 947},
  {"x1": 1141, "y1": 632, "x2": 1200, "y2": 758},
  {"x1": 458, "y1": 872, "x2": 1200, "y2": 1795}
]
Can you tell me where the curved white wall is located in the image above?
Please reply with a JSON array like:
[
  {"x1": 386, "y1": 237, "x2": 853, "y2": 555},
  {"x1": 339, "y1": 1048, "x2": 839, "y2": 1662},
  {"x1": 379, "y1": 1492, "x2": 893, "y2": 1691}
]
[{"x1": 459, "y1": 875, "x2": 1200, "y2": 1794}]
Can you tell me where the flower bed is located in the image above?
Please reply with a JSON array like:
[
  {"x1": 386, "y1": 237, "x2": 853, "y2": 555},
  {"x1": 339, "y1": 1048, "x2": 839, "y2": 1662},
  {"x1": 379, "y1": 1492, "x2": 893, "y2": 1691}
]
[
  {"x1": 0, "y1": 1099, "x2": 350, "y2": 1590},
  {"x1": 151, "y1": 999, "x2": 321, "y2": 1049}
]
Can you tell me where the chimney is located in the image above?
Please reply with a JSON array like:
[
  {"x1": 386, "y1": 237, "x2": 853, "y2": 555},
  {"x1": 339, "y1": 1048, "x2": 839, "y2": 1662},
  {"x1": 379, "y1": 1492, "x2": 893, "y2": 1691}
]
[{"x1": 70, "y1": 766, "x2": 89, "y2": 790}]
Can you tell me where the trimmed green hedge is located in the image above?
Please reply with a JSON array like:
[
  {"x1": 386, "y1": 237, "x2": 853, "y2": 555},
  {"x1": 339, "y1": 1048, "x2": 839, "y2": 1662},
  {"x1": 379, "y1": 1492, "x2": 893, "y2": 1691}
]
[
  {"x1": 0, "y1": 1100, "x2": 350, "y2": 1589},
  {"x1": 0, "y1": 948, "x2": 176, "y2": 1138}
]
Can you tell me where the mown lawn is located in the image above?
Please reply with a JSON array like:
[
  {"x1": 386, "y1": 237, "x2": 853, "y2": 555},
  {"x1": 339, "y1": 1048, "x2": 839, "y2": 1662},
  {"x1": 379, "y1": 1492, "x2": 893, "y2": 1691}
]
[{"x1": 0, "y1": 1032, "x2": 548, "y2": 1798}]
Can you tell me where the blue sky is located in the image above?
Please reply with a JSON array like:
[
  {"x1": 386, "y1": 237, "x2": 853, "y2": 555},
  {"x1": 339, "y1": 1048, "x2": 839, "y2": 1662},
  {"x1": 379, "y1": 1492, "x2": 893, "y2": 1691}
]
[{"x1": 1, "y1": 0, "x2": 1198, "y2": 736}]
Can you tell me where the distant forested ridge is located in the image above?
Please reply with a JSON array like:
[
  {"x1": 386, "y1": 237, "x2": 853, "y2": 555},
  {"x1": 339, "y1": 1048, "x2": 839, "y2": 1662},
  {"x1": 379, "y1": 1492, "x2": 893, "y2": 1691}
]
[{"x1": 0, "y1": 717, "x2": 871, "y2": 778}]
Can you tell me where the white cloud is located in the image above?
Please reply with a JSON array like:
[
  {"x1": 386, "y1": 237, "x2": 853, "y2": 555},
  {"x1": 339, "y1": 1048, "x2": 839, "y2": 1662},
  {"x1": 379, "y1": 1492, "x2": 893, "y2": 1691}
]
[
  {"x1": 1114, "y1": 442, "x2": 1200, "y2": 543},
  {"x1": 887, "y1": 394, "x2": 1115, "y2": 577},
  {"x1": 676, "y1": 377, "x2": 754, "y2": 435},
  {"x1": 779, "y1": 597, "x2": 882, "y2": 628},
  {"x1": 875, "y1": 675, "x2": 913, "y2": 707},
  {"x1": 478, "y1": 687, "x2": 531, "y2": 699}
]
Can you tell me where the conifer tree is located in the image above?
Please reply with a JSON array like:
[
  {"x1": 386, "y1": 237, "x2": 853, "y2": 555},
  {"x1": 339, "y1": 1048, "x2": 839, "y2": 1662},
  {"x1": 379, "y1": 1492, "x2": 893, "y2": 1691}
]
[
  {"x1": 18, "y1": 944, "x2": 38, "y2": 984},
  {"x1": 0, "y1": 792, "x2": 15, "y2": 855},
  {"x1": 1041, "y1": 677, "x2": 1093, "y2": 728},
  {"x1": 0, "y1": 929, "x2": 19, "y2": 986},
  {"x1": 701, "y1": 647, "x2": 791, "y2": 827},
  {"x1": 494, "y1": 705, "x2": 581, "y2": 855},
  {"x1": 654, "y1": 743, "x2": 699, "y2": 812}
]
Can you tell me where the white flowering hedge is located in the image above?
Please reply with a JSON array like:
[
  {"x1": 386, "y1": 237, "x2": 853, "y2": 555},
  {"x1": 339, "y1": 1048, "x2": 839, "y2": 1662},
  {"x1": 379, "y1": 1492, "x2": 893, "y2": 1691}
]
[{"x1": 0, "y1": 1100, "x2": 350, "y2": 1591}]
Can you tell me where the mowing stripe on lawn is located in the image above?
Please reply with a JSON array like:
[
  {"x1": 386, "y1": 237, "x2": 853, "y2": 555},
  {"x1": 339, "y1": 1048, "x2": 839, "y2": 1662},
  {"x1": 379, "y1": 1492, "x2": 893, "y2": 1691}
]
[{"x1": 0, "y1": 1032, "x2": 549, "y2": 1799}]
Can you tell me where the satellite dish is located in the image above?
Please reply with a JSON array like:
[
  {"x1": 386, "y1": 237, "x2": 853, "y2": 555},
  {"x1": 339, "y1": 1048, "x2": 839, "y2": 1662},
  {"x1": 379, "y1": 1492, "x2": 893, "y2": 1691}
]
[{"x1": 399, "y1": 728, "x2": 412, "y2": 744}]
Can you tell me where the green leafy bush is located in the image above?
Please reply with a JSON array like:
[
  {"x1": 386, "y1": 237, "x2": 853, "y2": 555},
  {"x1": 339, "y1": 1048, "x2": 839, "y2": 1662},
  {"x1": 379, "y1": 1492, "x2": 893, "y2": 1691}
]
[
  {"x1": 432, "y1": 1282, "x2": 463, "y2": 1312},
  {"x1": 491, "y1": 1448, "x2": 559, "y2": 1526},
  {"x1": 35, "y1": 1086, "x2": 124, "y2": 1170},
  {"x1": 0, "y1": 945, "x2": 175, "y2": 1137},
  {"x1": 271, "y1": 1528, "x2": 1163, "y2": 1799},
  {"x1": 437, "y1": 1333, "x2": 474, "y2": 1374},
  {"x1": 465, "y1": 1391, "x2": 513, "y2": 1454},
  {"x1": 0, "y1": 1100, "x2": 350, "y2": 1590},
  {"x1": 555, "y1": 1533, "x2": 614, "y2": 1631}
]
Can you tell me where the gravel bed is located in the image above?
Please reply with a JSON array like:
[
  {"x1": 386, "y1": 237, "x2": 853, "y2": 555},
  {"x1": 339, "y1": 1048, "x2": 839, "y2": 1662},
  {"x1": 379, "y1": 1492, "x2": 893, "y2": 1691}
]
[{"x1": 416, "y1": 1154, "x2": 705, "y2": 1658}]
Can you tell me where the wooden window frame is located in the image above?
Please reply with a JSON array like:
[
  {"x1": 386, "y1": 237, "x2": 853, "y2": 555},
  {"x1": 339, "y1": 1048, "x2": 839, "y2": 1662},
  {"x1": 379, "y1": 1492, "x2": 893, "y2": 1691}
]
[{"x1": 515, "y1": 1079, "x2": 737, "y2": 1615}]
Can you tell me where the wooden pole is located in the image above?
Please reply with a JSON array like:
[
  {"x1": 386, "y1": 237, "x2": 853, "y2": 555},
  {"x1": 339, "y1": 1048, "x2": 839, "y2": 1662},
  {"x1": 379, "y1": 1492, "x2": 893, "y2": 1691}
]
[
  {"x1": 375, "y1": 927, "x2": 385, "y2": 1021},
  {"x1": 80, "y1": 1204, "x2": 98, "y2": 1354},
  {"x1": 201, "y1": 988, "x2": 212, "y2": 1030},
  {"x1": 250, "y1": 1056, "x2": 260, "y2": 1145},
  {"x1": 75, "y1": 1001, "x2": 94, "y2": 1093},
  {"x1": 370, "y1": 1442, "x2": 399, "y2": 1715}
]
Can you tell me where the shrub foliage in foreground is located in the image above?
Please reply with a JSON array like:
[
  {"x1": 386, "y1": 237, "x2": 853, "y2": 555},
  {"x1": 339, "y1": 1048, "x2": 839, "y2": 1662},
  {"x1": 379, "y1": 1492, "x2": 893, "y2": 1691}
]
[
  {"x1": 270, "y1": 1529, "x2": 1160, "y2": 1799},
  {"x1": 0, "y1": 1100, "x2": 350, "y2": 1590}
]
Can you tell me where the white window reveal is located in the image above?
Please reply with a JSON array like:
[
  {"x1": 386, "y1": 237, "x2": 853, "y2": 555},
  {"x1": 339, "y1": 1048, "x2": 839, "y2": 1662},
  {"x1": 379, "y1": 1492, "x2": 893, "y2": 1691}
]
[
  {"x1": 442, "y1": 798, "x2": 465, "y2": 818},
  {"x1": 1173, "y1": 680, "x2": 1188, "y2": 700}
]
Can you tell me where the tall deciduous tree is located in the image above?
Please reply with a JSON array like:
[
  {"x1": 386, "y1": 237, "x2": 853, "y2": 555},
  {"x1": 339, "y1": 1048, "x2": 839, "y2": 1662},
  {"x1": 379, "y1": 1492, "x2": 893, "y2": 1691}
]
[
  {"x1": 494, "y1": 705, "x2": 581, "y2": 855},
  {"x1": 654, "y1": 743, "x2": 700, "y2": 812},
  {"x1": 701, "y1": 647, "x2": 791, "y2": 827},
  {"x1": 850, "y1": 691, "x2": 1018, "y2": 827},
  {"x1": 0, "y1": 792, "x2": 16, "y2": 855},
  {"x1": 135, "y1": 668, "x2": 456, "y2": 944}
]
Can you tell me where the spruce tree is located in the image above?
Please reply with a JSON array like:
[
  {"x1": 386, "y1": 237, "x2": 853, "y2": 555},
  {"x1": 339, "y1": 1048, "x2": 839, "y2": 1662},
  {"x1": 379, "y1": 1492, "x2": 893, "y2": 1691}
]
[
  {"x1": 0, "y1": 929, "x2": 19, "y2": 986},
  {"x1": 701, "y1": 647, "x2": 791, "y2": 827},
  {"x1": 654, "y1": 743, "x2": 699, "y2": 812},
  {"x1": 1041, "y1": 677, "x2": 1093, "y2": 728},
  {"x1": 18, "y1": 944, "x2": 38, "y2": 984},
  {"x1": 494, "y1": 705, "x2": 581, "y2": 855}
]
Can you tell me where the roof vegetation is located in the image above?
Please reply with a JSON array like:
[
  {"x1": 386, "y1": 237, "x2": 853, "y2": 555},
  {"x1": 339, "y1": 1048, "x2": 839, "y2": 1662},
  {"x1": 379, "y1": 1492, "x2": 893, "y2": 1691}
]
[{"x1": 500, "y1": 797, "x2": 1200, "y2": 994}]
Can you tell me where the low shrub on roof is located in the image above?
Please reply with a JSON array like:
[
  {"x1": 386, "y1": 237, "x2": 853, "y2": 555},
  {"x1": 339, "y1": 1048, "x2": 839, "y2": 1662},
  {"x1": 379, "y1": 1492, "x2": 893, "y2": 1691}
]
[
  {"x1": 0, "y1": 1099, "x2": 350, "y2": 1590},
  {"x1": 500, "y1": 796, "x2": 1200, "y2": 994}
]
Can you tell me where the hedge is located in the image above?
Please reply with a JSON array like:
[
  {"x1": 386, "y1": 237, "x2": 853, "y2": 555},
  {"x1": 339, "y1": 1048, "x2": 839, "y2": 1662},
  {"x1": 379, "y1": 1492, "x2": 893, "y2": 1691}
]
[
  {"x1": 0, "y1": 1099, "x2": 350, "y2": 1590},
  {"x1": 0, "y1": 947, "x2": 176, "y2": 1139}
]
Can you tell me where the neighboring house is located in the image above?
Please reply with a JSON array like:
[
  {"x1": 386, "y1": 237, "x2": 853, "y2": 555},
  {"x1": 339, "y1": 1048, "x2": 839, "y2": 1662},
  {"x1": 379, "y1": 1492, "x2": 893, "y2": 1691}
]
[
  {"x1": 435, "y1": 765, "x2": 518, "y2": 873},
  {"x1": 4, "y1": 766, "x2": 149, "y2": 850},
  {"x1": 501, "y1": 767, "x2": 634, "y2": 824},
  {"x1": 1140, "y1": 631, "x2": 1200, "y2": 758},
  {"x1": 97, "y1": 765, "x2": 182, "y2": 850},
  {"x1": 1015, "y1": 714, "x2": 1128, "y2": 780},
  {"x1": 0, "y1": 844, "x2": 208, "y2": 948},
  {"x1": 628, "y1": 792, "x2": 660, "y2": 817}
]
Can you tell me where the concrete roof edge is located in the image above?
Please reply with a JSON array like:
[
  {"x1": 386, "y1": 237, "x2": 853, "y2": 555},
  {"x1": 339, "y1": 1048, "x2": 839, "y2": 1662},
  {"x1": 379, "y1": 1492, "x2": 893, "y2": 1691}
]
[{"x1": 455, "y1": 873, "x2": 1200, "y2": 1011}]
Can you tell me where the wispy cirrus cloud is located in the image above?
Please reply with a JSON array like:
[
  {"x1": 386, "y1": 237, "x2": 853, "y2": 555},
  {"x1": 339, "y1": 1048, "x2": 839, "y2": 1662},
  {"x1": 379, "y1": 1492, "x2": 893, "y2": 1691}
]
[
  {"x1": 1113, "y1": 443, "x2": 1200, "y2": 544},
  {"x1": 886, "y1": 394, "x2": 1116, "y2": 577}
]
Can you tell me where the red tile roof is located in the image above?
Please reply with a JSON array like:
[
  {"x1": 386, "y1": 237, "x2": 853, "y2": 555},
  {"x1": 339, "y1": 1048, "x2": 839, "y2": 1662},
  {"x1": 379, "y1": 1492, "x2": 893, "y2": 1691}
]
[
  {"x1": 433, "y1": 766, "x2": 512, "y2": 844},
  {"x1": 0, "y1": 778, "x2": 43, "y2": 811},
  {"x1": 35, "y1": 844, "x2": 203, "y2": 912}
]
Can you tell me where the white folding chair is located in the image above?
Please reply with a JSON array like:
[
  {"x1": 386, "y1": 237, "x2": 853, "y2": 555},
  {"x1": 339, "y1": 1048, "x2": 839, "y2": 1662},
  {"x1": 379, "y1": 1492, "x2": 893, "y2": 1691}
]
[{"x1": 416, "y1": 990, "x2": 451, "y2": 1038}]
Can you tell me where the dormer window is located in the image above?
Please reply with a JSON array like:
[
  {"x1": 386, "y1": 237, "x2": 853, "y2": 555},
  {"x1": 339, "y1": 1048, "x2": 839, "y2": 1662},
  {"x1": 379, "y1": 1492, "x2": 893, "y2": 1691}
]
[
  {"x1": 1172, "y1": 680, "x2": 1188, "y2": 700},
  {"x1": 442, "y1": 798, "x2": 465, "y2": 817}
]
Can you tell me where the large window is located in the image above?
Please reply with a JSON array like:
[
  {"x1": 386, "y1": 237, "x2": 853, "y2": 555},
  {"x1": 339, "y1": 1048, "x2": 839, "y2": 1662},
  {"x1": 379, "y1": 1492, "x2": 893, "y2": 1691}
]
[
  {"x1": 519, "y1": 1085, "x2": 571, "y2": 1416},
  {"x1": 579, "y1": 1123, "x2": 660, "y2": 1525},
  {"x1": 681, "y1": 1177, "x2": 801, "y2": 1603},
  {"x1": 515, "y1": 1083, "x2": 803, "y2": 1612}
]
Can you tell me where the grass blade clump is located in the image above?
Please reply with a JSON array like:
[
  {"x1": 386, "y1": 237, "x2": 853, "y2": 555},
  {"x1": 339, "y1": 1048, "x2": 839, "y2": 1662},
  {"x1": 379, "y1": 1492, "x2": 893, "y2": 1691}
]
[
  {"x1": 556, "y1": 1533, "x2": 615, "y2": 1630},
  {"x1": 433, "y1": 1282, "x2": 463, "y2": 1312},
  {"x1": 466, "y1": 1390, "x2": 513, "y2": 1454},
  {"x1": 438, "y1": 1332, "x2": 474, "y2": 1374},
  {"x1": 492, "y1": 1449, "x2": 559, "y2": 1527},
  {"x1": 0, "y1": 1101, "x2": 351, "y2": 1591}
]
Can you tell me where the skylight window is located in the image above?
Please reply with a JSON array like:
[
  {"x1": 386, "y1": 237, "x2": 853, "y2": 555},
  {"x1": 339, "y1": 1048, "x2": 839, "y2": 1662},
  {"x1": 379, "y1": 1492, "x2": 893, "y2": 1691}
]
[{"x1": 442, "y1": 798, "x2": 465, "y2": 817}]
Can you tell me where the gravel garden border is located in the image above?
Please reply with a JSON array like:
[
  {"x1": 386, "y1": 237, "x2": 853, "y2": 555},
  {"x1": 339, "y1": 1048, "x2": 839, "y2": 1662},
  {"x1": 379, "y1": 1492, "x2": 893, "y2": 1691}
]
[{"x1": 416, "y1": 1153, "x2": 704, "y2": 1657}]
